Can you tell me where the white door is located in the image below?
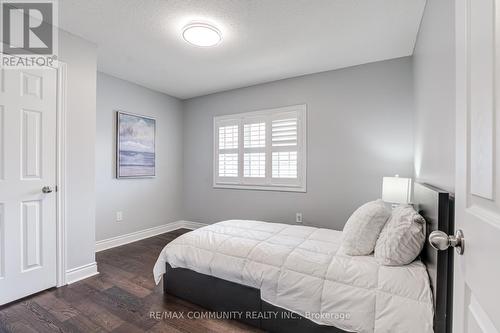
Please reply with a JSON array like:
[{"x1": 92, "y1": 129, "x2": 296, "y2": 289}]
[
  {"x1": 0, "y1": 66, "x2": 57, "y2": 305},
  {"x1": 454, "y1": 0, "x2": 500, "y2": 332}
]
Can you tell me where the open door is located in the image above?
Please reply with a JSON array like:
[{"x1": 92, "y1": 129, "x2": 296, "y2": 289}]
[
  {"x1": 0, "y1": 65, "x2": 58, "y2": 305},
  {"x1": 454, "y1": 0, "x2": 500, "y2": 331}
]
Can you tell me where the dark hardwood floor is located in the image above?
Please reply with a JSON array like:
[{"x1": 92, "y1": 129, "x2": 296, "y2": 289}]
[{"x1": 0, "y1": 229, "x2": 262, "y2": 333}]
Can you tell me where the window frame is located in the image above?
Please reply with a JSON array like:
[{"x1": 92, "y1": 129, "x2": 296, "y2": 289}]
[{"x1": 213, "y1": 104, "x2": 307, "y2": 192}]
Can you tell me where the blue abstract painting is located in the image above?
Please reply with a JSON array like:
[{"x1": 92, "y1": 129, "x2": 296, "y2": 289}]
[{"x1": 117, "y1": 112, "x2": 156, "y2": 178}]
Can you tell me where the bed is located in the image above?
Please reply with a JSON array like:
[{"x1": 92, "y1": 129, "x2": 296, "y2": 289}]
[{"x1": 153, "y1": 183, "x2": 454, "y2": 333}]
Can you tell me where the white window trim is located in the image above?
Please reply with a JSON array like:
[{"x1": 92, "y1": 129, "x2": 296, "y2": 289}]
[{"x1": 213, "y1": 104, "x2": 307, "y2": 192}]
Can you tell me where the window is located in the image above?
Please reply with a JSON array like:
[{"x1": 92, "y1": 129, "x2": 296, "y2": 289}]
[{"x1": 214, "y1": 104, "x2": 306, "y2": 192}]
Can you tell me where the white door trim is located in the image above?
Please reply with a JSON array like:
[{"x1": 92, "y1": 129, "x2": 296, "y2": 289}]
[
  {"x1": 55, "y1": 62, "x2": 68, "y2": 287},
  {"x1": 0, "y1": 55, "x2": 68, "y2": 292}
]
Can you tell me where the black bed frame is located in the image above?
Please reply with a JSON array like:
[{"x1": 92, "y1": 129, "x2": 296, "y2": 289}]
[{"x1": 163, "y1": 183, "x2": 454, "y2": 333}]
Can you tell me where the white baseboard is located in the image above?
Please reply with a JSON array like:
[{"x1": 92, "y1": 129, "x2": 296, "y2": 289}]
[
  {"x1": 65, "y1": 221, "x2": 205, "y2": 285},
  {"x1": 95, "y1": 220, "x2": 207, "y2": 252},
  {"x1": 66, "y1": 262, "x2": 99, "y2": 284},
  {"x1": 181, "y1": 220, "x2": 208, "y2": 230}
]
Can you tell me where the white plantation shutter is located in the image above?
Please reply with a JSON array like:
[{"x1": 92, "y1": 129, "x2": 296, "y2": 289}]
[
  {"x1": 244, "y1": 122, "x2": 266, "y2": 148},
  {"x1": 271, "y1": 117, "x2": 297, "y2": 147},
  {"x1": 243, "y1": 121, "x2": 266, "y2": 178},
  {"x1": 219, "y1": 125, "x2": 238, "y2": 149},
  {"x1": 271, "y1": 113, "x2": 299, "y2": 179},
  {"x1": 217, "y1": 123, "x2": 239, "y2": 178},
  {"x1": 244, "y1": 152, "x2": 265, "y2": 177},
  {"x1": 272, "y1": 151, "x2": 297, "y2": 178},
  {"x1": 219, "y1": 153, "x2": 238, "y2": 177},
  {"x1": 214, "y1": 105, "x2": 306, "y2": 191}
]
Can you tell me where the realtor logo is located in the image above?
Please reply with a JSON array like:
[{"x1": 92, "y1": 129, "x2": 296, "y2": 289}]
[{"x1": 1, "y1": 0, "x2": 58, "y2": 67}]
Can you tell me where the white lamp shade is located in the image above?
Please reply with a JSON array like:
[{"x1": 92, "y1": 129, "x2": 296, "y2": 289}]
[{"x1": 382, "y1": 176, "x2": 412, "y2": 204}]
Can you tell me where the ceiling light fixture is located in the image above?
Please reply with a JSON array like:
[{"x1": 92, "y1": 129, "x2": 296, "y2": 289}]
[{"x1": 182, "y1": 23, "x2": 222, "y2": 47}]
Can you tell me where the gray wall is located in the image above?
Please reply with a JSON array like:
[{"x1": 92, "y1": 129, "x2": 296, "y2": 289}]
[
  {"x1": 182, "y1": 57, "x2": 415, "y2": 230},
  {"x1": 96, "y1": 73, "x2": 184, "y2": 241},
  {"x1": 413, "y1": 0, "x2": 455, "y2": 192},
  {"x1": 59, "y1": 30, "x2": 98, "y2": 271}
]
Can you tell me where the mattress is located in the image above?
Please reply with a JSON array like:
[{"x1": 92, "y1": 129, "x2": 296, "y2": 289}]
[{"x1": 153, "y1": 220, "x2": 434, "y2": 333}]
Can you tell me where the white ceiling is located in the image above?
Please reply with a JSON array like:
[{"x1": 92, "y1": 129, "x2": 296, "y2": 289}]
[{"x1": 59, "y1": 0, "x2": 426, "y2": 99}]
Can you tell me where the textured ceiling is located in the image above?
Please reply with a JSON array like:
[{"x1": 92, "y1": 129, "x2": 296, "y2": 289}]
[{"x1": 59, "y1": 0, "x2": 426, "y2": 99}]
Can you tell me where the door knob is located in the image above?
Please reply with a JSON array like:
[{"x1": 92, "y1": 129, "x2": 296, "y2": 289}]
[
  {"x1": 42, "y1": 186, "x2": 53, "y2": 194},
  {"x1": 429, "y1": 229, "x2": 464, "y2": 255}
]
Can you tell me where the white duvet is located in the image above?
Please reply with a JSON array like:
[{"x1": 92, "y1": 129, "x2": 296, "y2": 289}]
[{"x1": 153, "y1": 220, "x2": 434, "y2": 333}]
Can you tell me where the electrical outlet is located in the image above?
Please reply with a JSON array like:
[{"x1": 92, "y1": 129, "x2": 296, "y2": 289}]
[
  {"x1": 116, "y1": 211, "x2": 123, "y2": 222},
  {"x1": 296, "y1": 213, "x2": 303, "y2": 224}
]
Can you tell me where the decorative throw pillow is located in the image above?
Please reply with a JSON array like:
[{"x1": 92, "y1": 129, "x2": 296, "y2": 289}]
[
  {"x1": 375, "y1": 205, "x2": 426, "y2": 266},
  {"x1": 340, "y1": 199, "x2": 391, "y2": 256}
]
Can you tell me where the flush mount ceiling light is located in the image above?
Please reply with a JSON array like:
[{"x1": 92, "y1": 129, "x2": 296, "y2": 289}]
[{"x1": 182, "y1": 23, "x2": 222, "y2": 47}]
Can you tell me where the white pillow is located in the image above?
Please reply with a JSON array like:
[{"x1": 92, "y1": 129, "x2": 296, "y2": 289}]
[
  {"x1": 340, "y1": 199, "x2": 391, "y2": 256},
  {"x1": 374, "y1": 204, "x2": 426, "y2": 266}
]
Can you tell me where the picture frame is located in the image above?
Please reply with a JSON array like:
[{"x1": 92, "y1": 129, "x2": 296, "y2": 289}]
[{"x1": 116, "y1": 111, "x2": 156, "y2": 178}]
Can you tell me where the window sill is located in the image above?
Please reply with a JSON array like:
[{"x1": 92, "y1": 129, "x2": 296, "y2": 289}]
[{"x1": 213, "y1": 183, "x2": 306, "y2": 193}]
